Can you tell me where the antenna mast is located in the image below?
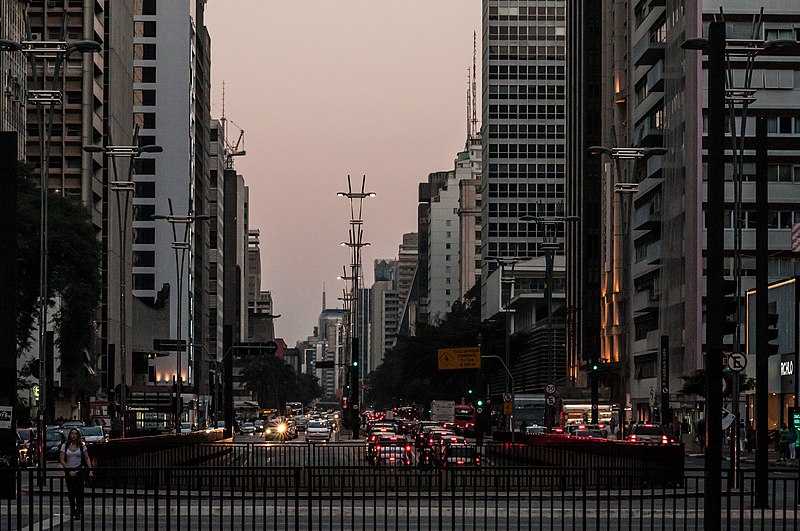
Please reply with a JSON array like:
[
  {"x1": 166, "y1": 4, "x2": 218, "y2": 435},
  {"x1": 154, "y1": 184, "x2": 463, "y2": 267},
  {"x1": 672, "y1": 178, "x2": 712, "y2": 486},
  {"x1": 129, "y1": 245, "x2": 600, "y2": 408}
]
[
  {"x1": 466, "y1": 69, "x2": 471, "y2": 141},
  {"x1": 471, "y1": 30, "x2": 479, "y2": 138},
  {"x1": 220, "y1": 81, "x2": 246, "y2": 170}
]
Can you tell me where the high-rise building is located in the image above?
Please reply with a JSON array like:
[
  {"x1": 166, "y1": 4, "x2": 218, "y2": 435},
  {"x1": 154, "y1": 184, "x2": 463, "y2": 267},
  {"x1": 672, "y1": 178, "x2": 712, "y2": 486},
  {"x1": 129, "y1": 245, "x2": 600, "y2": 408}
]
[
  {"x1": 131, "y1": 0, "x2": 213, "y2": 406},
  {"x1": 0, "y1": 1, "x2": 26, "y2": 153},
  {"x1": 565, "y1": 1, "x2": 602, "y2": 385},
  {"x1": 418, "y1": 172, "x2": 450, "y2": 323},
  {"x1": 458, "y1": 136, "x2": 483, "y2": 299},
  {"x1": 481, "y1": 0, "x2": 568, "y2": 395}
]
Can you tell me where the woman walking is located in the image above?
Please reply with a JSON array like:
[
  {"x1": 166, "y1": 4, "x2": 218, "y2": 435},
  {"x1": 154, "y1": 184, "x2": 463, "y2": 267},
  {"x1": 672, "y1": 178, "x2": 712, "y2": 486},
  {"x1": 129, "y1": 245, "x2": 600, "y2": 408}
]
[
  {"x1": 778, "y1": 423, "x2": 791, "y2": 462},
  {"x1": 59, "y1": 428, "x2": 92, "y2": 519}
]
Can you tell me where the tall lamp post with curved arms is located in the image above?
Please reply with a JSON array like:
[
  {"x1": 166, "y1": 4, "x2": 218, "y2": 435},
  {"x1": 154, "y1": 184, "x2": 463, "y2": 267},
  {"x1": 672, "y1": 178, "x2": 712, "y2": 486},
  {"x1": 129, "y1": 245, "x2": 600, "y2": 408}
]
[
  {"x1": 338, "y1": 175, "x2": 374, "y2": 438},
  {"x1": 83, "y1": 133, "x2": 162, "y2": 438},
  {"x1": 0, "y1": 20, "x2": 101, "y2": 466},
  {"x1": 588, "y1": 146, "x2": 665, "y2": 433},
  {"x1": 152, "y1": 204, "x2": 211, "y2": 432}
]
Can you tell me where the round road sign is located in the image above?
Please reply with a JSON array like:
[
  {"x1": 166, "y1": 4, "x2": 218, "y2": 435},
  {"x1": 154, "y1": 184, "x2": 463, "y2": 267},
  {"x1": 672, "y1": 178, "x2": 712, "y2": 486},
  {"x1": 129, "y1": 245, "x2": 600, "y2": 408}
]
[
  {"x1": 352, "y1": 404, "x2": 360, "y2": 411},
  {"x1": 502, "y1": 392, "x2": 512, "y2": 402},
  {"x1": 476, "y1": 408, "x2": 483, "y2": 414},
  {"x1": 726, "y1": 352, "x2": 747, "y2": 372},
  {"x1": 545, "y1": 384, "x2": 556, "y2": 395},
  {"x1": 546, "y1": 395, "x2": 557, "y2": 406}
]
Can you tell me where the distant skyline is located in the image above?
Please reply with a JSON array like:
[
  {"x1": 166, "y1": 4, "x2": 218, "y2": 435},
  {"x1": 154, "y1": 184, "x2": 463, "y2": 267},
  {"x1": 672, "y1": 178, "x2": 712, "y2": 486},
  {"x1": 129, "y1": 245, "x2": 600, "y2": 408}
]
[{"x1": 204, "y1": 0, "x2": 481, "y2": 344}]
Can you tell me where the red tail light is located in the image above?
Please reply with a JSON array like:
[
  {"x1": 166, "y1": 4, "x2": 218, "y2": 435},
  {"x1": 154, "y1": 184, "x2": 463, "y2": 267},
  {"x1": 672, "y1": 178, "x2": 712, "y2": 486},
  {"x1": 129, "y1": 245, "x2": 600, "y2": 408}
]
[
  {"x1": 475, "y1": 457, "x2": 481, "y2": 466},
  {"x1": 662, "y1": 436, "x2": 669, "y2": 444},
  {"x1": 405, "y1": 445, "x2": 412, "y2": 452},
  {"x1": 457, "y1": 460, "x2": 464, "y2": 465},
  {"x1": 630, "y1": 434, "x2": 637, "y2": 441},
  {"x1": 376, "y1": 445, "x2": 381, "y2": 452}
]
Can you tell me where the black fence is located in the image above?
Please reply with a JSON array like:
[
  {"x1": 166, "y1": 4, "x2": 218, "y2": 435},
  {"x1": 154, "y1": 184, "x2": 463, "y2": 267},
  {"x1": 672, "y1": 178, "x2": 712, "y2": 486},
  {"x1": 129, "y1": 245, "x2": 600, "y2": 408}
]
[{"x1": 2, "y1": 465, "x2": 796, "y2": 530}]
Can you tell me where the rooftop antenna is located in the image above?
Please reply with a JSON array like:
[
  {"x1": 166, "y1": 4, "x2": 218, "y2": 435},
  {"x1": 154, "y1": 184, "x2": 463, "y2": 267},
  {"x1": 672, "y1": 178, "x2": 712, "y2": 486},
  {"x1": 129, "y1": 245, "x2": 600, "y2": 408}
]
[
  {"x1": 471, "y1": 30, "x2": 479, "y2": 138},
  {"x1": 466, "y1": 68, "x2": 471, "y2": 142},
  {"x1": 220, "y1": 81, "x2": 246, "y2": 169}
]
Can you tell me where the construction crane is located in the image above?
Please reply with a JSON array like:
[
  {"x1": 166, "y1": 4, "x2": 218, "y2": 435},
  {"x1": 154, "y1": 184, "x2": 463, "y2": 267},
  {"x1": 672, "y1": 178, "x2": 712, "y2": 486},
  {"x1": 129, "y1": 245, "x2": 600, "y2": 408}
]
[{"x1": 220, "y1": 81, "x2": 246, "y2": 170}]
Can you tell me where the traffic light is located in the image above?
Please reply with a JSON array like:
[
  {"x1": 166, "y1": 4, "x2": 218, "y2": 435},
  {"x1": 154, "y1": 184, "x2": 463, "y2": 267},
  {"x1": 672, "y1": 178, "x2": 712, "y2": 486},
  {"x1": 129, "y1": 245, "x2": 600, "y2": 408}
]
[
  {"x1": 467, "y1": 389, "x2": 473, "y2": 395},
  {"x1": 352, "y1": 361, "x2": 358, "y2": 367},
  {"x1": 767, "y1": 309, "x2": 779, "y2": 356},
  {"x1": 722, "y1": 279, "x2": 738, "y2": 337},
  {"x1": 476, "y1": 399, "x2": 483, "y2": 407}
]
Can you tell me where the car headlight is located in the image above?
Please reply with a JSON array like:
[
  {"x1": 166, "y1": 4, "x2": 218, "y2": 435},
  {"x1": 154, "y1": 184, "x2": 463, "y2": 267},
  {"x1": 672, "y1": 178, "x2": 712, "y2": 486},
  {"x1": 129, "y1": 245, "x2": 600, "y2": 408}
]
[
  {"x1": 277, "y1": 424, "x2": 287, "y2": 434},
  {"x1": 266, "y1": 429, "x2": 272, "y2": 434}
]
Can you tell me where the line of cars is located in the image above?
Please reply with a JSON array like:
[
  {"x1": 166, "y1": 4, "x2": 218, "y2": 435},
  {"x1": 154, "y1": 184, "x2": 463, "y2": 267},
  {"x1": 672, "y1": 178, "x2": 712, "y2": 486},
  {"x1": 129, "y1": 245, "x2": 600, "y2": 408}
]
[{"x1": 364, "y1": 419, "x2": 480, "y2": 468}]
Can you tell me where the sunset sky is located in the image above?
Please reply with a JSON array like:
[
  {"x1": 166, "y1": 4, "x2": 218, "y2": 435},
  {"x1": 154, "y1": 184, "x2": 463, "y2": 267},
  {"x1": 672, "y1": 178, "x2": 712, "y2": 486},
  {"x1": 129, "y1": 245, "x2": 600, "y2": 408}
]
[{"x1": 204, "y1": 0, "x2": 481, "y2": 344}]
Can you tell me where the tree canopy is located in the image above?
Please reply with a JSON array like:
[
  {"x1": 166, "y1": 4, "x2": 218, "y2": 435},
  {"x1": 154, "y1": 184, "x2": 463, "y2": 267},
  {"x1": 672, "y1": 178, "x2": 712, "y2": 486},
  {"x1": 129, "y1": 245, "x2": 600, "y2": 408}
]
[
  {"x1": 16, "y1": 165, "x2": 102, "y2": 396},
  {"x1": 241, "y1": 354, "x2": 322, "y2": 409},
  {"x1": 365, "y1": 284, "x2": 522, "y2": 408}
]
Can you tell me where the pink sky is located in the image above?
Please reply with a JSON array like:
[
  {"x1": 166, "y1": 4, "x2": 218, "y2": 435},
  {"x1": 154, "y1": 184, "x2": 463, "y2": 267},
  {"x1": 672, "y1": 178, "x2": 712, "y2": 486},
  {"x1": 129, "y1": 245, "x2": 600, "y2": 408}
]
[{"x1": 204, "y1": 0, "x2": 481, "y2": 345}]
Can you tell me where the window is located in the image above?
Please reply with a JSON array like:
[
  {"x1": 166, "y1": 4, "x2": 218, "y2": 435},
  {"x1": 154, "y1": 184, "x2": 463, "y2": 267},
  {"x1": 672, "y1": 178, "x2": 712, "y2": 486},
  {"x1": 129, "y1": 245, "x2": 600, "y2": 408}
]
[
  {"x1": 134, "y1": 89, "x2": 156, "y2": 106},
  {"x1": 133, "y1": 227, "x2": 155, "y2": 245},
  {"x1": 445, "y1": 255, "x2": 451, "y2": 261},
  {"x1": 768, "y1": 164, "x2": 793, "y2": 182},
  {"x1": 134, "y1": 204, "x2": 155, "y2": 222},
  {"x1": 210, "y1": 170, "x2": 217, "y2": 187},
  {"x1": 134, "y1": 112, "x2": 156, "y2": 129},
  {"x1": 134, "y1": 66, "x2": 156, "y2": 83},
  {"x1": 446, "y1": 231, "x2": 451, "y2": 238},
  {"x1": 135, "y1": 44, "x2": 156, "y2": 60},
  {"x1": 135, "y1": 21, "x2": 156, "y2": 37},
  {"x1": 138, "y1": 135, "x2": 156, "y2": 148},
  {"x1": 445, "y1": 243, "x2": 451, "y2": 249},
  {"x1": 445, "y1": 219, "x2": 451, "y2": 227},
  {"x1": 139, "y1": 0, "x2": 156, "y2": 15},
  {"x1": 133, "y1": 251, "x2": 155, "y2": 267},
  {"x1": 134, "y1": 181, "x2": 155, "y2": 197},
  {"x1": 135, "y1": 158, "x2": 155, "y2": 175},
  {"x1": 210, "y1": 128, "x2": 218, "y2": 142},
  {"x1": 446, "y1": 289, "x2": 451, "y2": 296},
  {"x1": 133, "y1": 273, "x2": 155, "y2": 290}
]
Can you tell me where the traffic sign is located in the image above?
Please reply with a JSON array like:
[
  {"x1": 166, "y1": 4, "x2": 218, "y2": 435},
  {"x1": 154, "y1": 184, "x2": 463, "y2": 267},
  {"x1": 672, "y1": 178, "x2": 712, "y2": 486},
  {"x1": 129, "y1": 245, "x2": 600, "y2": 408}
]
[
  {"x1": 476, "y1": 407, "x2": 483, "y2": 414},
  {"x1": 546, "y1": 395, "x2": 557, "y2": 406},
  {"x1": 437, "y1": 347, "x2": 481, "y2": 370},
  {"x1": 352, "y1": 404, "x2": 360, "y2": 411},
  {"x1": 503, "y1": 402, "x2": 513, "y2": 415},
  {"x1": 502, "y1": 392, "x2": 512, "y2": 402},
  {"x1": 727, "y1": 352, "x2": 747, "y2": 372},
  {"x1": 545, "y1": 384, "x2": 556, "y2": 395}
]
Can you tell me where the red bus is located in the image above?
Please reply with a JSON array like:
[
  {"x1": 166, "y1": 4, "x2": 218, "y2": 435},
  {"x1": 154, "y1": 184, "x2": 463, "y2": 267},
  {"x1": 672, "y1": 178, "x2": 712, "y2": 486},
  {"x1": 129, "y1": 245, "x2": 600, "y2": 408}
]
[{"x1": 454, "y1": 405, "x2": 477, "y2": 435}]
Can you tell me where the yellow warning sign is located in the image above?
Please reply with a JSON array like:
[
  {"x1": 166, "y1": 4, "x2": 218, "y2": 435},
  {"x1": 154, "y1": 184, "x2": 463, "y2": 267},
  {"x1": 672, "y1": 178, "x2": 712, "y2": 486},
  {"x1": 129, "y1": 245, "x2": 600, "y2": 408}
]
[
  {"x1": 437, "y1": 347, "x2": 481, "y2": 370},
  {"x1": 503, "y1": 402, "x2": 513, "y2": 415}
]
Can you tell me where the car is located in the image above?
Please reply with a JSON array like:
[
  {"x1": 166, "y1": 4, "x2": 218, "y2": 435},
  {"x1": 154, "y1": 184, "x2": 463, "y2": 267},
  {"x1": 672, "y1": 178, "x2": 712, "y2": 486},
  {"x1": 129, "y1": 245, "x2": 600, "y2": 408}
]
[
  {"x1": 61, "y1": 420, "x2": 85, "y2": 430},
  {"x1": 306, "y1": 420, "x2": 331, "y2": 442},
  {"x1": 439, "y1": 443, "x2": 481, "y2": 467},
  {"x1": 240, "y1": 422, "x2": 257, "y2": 435},
  {"x1": 253, "y1": 420, "x2": 265, "y2": 433},
  {"x1": 16, "y1": 428, "x2": 37, "y2": 466},
  {"x1": 627, "y1": 424, "x2": 675, "y2": 444},
  {"x1": 44, "y1": 428, "x2": 65, "y2": 460},
  {"x1": 294, "y1": 417, "x2": 309, "y2": 432},
  {"x1": 180, "y1": 422, "x2": 194, "y2": 433},
  {"x1": 264, "y1": 420, "x2": 291, "y2": 441},
  {"x1": 426, "y1": 429, "x2": 455, "y2": 451},
  {"x1": 573, "y1": 429, "x2": 606, "y2": 439},
  {"x1": 374, "y1": 440, "x2": 414, "y2": 467},
  {"x1": 522, "y1": 425, "x2": 546, "y2": 435},
  {"x1": 81, "y1": 425, "x2": 107, "y2": 444},
  {"x1": 365, "y1": 433, "x2": 399, "y2": 463}
]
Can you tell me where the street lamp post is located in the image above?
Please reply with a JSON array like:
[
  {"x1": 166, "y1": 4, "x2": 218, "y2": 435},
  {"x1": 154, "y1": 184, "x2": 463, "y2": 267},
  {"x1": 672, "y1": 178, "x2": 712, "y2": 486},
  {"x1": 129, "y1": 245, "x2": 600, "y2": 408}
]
[
  {"x1": 588, "y1": 146, "x2": 666, "y2": 434},
  {"x1": 682, "y1": 25, "x2": 800, "y2": 517},
  {"x1": 338, "y1": 175, "x2": 374, "y2": 439},
  {"x1": 520, "y1": 209, "x2": 579, "y2": 425},
  {"x1": 152, "y1": 204, "x2": 211, "y2": 432},
  {"x1": 0, "y1": 27, "x2": 100, "y2": 466},
  {"x1": 83, "y1": 134, "x2": 162, "y2": 438}
]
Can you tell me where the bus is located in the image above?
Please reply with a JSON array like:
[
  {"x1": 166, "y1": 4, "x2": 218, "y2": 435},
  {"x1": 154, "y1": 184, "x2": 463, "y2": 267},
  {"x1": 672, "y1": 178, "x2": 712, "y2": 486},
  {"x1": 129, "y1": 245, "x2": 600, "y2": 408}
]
[
  {"x1": 454, "y1": 404, "x2": 477, "y2": 435},
  {"x1": 284, "y1": 402, "x2": 304, "y2": 418}
]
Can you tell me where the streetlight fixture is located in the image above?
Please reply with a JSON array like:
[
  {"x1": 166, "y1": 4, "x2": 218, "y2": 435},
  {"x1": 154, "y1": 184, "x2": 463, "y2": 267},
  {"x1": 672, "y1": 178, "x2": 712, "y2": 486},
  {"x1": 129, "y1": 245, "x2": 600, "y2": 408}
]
[
  {"x1": 588, "y1": 145, "x2": 665, "y2": 432},
  {"x1": 82, "y1": 133, "x2": 162, "y2": 438},
  {"x1": 152, "y1": 203, "x2": 211, "y2": 432},
  {"x1": 0, "y1": 20, "x2": 101, "y2": 466}
]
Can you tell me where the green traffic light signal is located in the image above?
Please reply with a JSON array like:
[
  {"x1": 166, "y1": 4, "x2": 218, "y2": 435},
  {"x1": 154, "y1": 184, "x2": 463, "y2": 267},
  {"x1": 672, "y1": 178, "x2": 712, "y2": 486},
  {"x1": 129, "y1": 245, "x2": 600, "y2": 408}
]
[
  {"x1": 353, "y1": 361, "x2": 358, "y2": 367},
  {"x1": 592, "y1": 364, "x2": 599, "y2": 371},
  {"x1": 468, "y1": 389, "x2": 473, "y2": 394},
  {"x1": 477, "y1": 400, "x2": 483, "y2": 407}
]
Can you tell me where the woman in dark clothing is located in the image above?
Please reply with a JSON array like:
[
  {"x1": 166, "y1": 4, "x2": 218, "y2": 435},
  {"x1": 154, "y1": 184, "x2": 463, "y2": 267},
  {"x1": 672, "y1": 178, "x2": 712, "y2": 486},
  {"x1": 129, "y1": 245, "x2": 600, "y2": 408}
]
[{"x1": 59, "y1": 428, "x2": 93, "y2": 519}]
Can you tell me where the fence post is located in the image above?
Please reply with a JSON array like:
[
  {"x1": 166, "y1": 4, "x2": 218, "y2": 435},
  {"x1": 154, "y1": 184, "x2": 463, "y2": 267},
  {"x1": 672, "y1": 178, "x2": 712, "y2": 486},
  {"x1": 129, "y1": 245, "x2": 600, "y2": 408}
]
[
  {"x1": 165, "y1": 467, "x2": 171, "y2": 531},
  {"x1": 294, "y1": 467, "x2": 300, "y2": 531}
]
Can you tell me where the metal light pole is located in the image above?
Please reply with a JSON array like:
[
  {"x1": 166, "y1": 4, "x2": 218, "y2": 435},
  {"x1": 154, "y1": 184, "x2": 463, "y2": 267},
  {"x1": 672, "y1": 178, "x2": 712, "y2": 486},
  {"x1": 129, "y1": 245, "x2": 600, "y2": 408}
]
[
  {"x1": 83, "y1": 135, "x2": 162, "y2": 438},
  {"x1": 152, "y1": 205, "x2": 211, "y2": 432},
  {"x1": 521, "y1": 208, "x2": 579, "y2": 426},
  {"x1": 588, "y1": 146, "x2": 666, "y2": 433},
  {"x1": 338, "y1": 175, "x2": 374, "y2": 439},
  {"x1": 0, "y1": 25, "x2": 100, "y2": 465}
]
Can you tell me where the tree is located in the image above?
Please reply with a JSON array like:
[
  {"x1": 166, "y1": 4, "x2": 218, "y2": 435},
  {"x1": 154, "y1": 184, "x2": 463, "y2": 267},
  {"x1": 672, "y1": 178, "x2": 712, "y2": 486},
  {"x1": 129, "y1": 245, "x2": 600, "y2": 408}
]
[
  {"x1": 366, "y1": 283, "x2": 517, "y2": 408},
  {"x1": 15, "y1": 165, "x2": 102, "y2": 398},
  {"x1": 241, "y1": 354, "x2": 321, "y2": 409},
  {"x1": 680, "y1": 369, "x2": 755, "y2": 397}
]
